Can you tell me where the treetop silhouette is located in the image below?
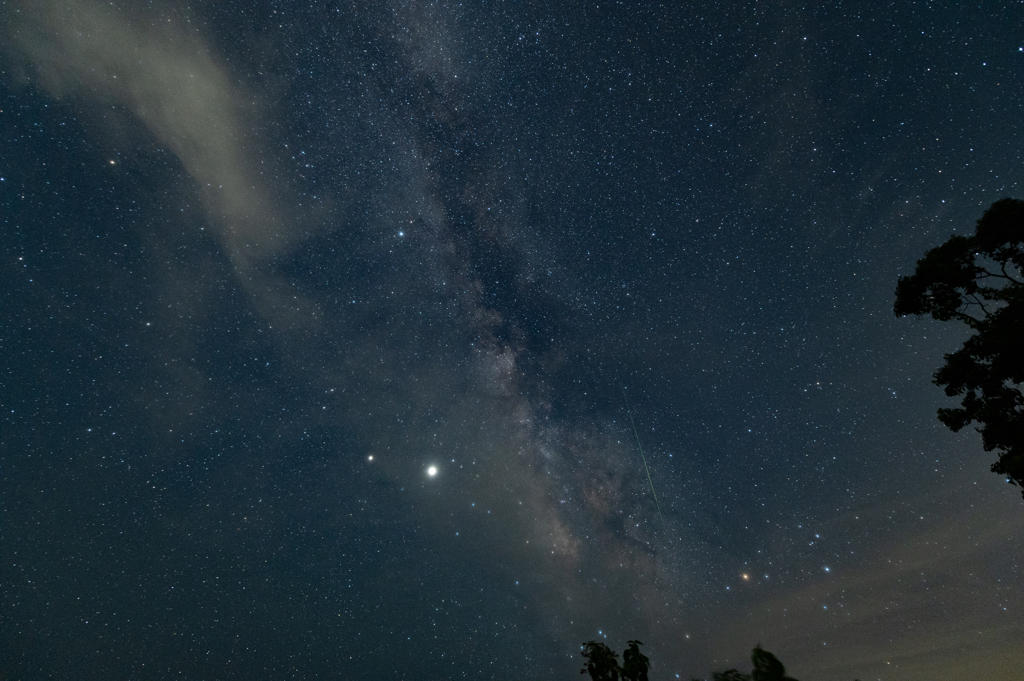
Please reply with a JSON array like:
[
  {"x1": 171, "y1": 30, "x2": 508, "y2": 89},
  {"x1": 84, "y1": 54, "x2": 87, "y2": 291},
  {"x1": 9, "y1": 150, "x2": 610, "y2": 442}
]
[
  {"x1": 894, "y1": 197, "x2": 1024, "y2": 496},
  {"x1": 579, "y1": 640, "x2": 800, "y2": 681},
  {"x1": 580, "y1": 640, "x2": 649, "y2": 681}
]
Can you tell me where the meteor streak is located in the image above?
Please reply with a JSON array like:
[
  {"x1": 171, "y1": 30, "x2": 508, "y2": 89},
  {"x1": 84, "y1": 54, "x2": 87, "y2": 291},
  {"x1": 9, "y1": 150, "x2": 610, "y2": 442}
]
[{"x1": 622, "y1": 387, "x2": 663, "y2": 518}]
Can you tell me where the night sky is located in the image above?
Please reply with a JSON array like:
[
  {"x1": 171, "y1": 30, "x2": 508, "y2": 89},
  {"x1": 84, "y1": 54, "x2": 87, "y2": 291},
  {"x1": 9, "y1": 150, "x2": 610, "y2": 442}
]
[{"x1": 2, "y1": 2, "x2": 1022, "y2": 679}]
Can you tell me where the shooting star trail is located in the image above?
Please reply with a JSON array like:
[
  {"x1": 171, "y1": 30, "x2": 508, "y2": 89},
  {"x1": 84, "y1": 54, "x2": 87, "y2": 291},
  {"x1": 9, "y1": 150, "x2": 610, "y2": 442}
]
[{"x1": 623, "y1": 387, "x2": 663, "y2": 518}]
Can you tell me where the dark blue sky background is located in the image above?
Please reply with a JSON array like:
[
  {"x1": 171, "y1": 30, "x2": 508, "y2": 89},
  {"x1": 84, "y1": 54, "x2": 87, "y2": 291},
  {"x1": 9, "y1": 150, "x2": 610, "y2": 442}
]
[{"x1": 2, "y1": 2, "x2": 1022, "y2": 679}]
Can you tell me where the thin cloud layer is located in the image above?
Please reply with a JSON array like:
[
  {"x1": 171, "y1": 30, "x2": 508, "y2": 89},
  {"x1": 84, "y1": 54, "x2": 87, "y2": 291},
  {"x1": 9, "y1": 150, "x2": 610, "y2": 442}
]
[{"x1": 6, "y1": 0, "x2": 283, "y2": 268}]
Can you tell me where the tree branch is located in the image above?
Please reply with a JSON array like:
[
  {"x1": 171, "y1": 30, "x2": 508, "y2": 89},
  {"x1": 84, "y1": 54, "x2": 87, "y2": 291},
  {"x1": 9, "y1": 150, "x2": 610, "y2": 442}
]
[
  {"x1": 954, "y1": 309, "x2": 982, "y2": 325},
  {"x1": 967, "y1": 294, "x2": 990, "y2": 315},
  {"x1": 977, "y1": 265, "x2": 1022, "y2": 284},
  {"x1": 1001, "y1": 261, "x2": 1022, "y2": 285}
]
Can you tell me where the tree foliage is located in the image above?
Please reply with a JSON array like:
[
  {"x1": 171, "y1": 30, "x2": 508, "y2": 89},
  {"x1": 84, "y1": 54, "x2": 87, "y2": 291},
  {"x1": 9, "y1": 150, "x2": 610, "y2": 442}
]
[
  {"x1": 580, "y1": 640, "x2": 649, "y2": 681},
  {"x1": 706, "y1": 645, "x2": 798, "y2": 681},
  {"x1": 894, "y1": 198, "x2": 1024, "y2": 495},
  {"x1": 579, "y1": 640, "x2": 801, "y2": 681}
]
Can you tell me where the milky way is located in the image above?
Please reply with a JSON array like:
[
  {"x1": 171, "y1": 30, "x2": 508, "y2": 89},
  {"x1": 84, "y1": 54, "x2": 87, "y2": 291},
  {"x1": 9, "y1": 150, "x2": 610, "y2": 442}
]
[{"x1": 2, "y1": 2, "x2": 1022, "y2": 679}]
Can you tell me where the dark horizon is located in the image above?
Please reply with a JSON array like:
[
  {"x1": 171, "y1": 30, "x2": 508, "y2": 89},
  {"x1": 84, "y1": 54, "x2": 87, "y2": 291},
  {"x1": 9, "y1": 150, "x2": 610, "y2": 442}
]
[{"x1": 1, "y1": 2, "x2": 1022, "y2": 679}]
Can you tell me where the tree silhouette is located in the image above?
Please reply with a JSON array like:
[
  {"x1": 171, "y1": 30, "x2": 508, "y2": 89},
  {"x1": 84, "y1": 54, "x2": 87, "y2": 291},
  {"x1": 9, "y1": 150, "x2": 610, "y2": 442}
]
[
  {"x1": 580, "y1": 640, "x2": 650, "y2": 681},
  {"x1": 750, "y1": 645, "x2": 799, "y2": 681},
  {"x1": 580, "y1": 640, "x2": 802, "y2": 681},
  {"x1": 703, "y1": 644, "x2": 798, "y2": 681},
  {"x1": 894, "y1": 198, "x2": 1024, "y2": 496},
  {"x1": 621, "y1": 640, "x2": 651, "y2": 681}
]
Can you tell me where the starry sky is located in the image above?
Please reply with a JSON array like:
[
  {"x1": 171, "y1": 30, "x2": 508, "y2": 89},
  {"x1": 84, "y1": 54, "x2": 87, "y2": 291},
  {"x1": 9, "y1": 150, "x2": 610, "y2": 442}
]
[{"x1": 1, "y1": 2, "x2": 1022, "y2": 679}]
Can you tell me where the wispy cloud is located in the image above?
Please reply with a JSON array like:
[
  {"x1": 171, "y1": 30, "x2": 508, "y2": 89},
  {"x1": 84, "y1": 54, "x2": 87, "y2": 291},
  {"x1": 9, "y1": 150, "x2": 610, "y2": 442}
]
[{"x1": 6, "y1": 0, "x2": 286, "y2": 269}]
